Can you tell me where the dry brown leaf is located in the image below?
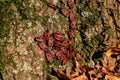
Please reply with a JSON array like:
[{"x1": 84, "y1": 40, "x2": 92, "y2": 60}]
[
  {"x1": 112, "y1": 48, "x2": 120, "y2": 54},
  {"x1": 69, "y1": 58, "x2": 81, "y2": 79},
  {"x1": 117, "y1": 43, "x2": 120, "y2": 48},
  {"x1": 105, "y1": 75, "x2": 120, "y2": 80},
  {"x1": 53, "y1": 59, "x2": 83, "y2": 80},
  {"x1": 105, "y1": 48, "x2": 113, "y2": 57},
  {"x1": 102, "y1": 67, "x2": 109, "y2": 74},
  {"x1": 88, "y1": 70, "x2": 96, "y2": 80},
  {"x1": 105, "y1": 46, "x2": 120, "y2": 57},
  {"x1": 71, "y1": 73, "x2": 88, "y2": 80},
  {"x1": 116, "y1": 19, "x2": 120, "y2": 27},
  {"x1": 66, "y1": 66, "x2": 72, "y2": 76},
  {"x1": 104, "y1": 34, "x2": 109, "y2": 42},
  {"x1": 69, "y1": 71, "x2": 79, "y2": 79},
  {"x1": 96, "y1": 73, "x2": 102, "y2": 79},
  {"x1": 110, "y1": 66, "x2": 116, "y2": 71},
  {"x1": 53, "y1": 68, "x2": 71, "y2": 80},
  {"x1": 103, "y1": 34, "x2": 115, "y2": 46}
]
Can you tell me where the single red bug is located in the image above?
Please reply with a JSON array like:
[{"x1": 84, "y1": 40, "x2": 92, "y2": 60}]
[
  {"x1": 70, "y1": 19, "x2": 76, "y2": 27},
  {"x1": 67, "y1": 51, "x2": 72, "y2": 59},
  {"x1": 61, "y1": 8, "x2": 70, "y2": 17},
  {"x1": 38, "y1": 42, "x2": 48, "y2": 51},
  {"x1": 34, "y1": 36, "x2": 45, "y2": 43},
  {"x1": 54, "y1": 32, "x2": 65, "y2": 41},
  {"x1": 69, "y1": 28, "x2": 76, "y2": 39},
  {"x1": 45, "y1": 53, "x2": 54, "y2": 63},
  {"x1": 69, "y1": 11, "x2": 75, "y2": 22},
  {"x1": 62, "y1": 39, "x2": 69, "y2": 47},
  {"x1": 69, "y1": 44, "x2": 74, "y2": 52},
  {"x1": 67, "y1": 0, "x2": 75, "y2": 9},
  {"x1": 56, "y1": 51, "x2": 67, "y2": 62},
  {"x1": 47, "y1": 2, "x2": 57, "y2": 8},
  {"x1": 54, "y1": 40, "x2": 61, "y2": 47},
  {"x1": 61, "y1": 47, "x2": 68, "y2": 54},
  {"x1": 48, "y1": 36, "x2": 54, "y2": 47},
  {"x1": 55, "y1": 51, "x2": 62, "y2": 57}
]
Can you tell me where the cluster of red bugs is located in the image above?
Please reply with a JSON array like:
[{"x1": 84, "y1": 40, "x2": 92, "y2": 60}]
[
  {"x1": 34, "y1": 30, "x2": 74, "y2": 65},
  {"x1": 35, "y1": 0, "x2": 77, "y2": 65}
]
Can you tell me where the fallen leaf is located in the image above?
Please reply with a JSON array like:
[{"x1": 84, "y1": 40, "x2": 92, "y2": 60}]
[
  {"x1": 66, "y1": 65, "x2": 72, "y2": 76},
  {"x1": 118, "y1": 43, "x2": 120, "y2": 48},
  {"x1": 53, "y1": 68, "x2": 71, "y2": 80},
  {"x1": 96, "y1": 73, "x2": 102, "y2": 79},
  {"x1": 105, "y1": 48, "x2": 113, "y2": 57},
  {"x1": 71, "y1": 73, "x2": 88, "y2": 80},
  {"x1": 69, "y1": 71, "x2": 79, "y2": 79},
  {"x1": 105, "y1": 75, "x2": 120, "y2": 80},
  {"x1": 88, "y1": 70, "x2": 96, "y2": 80},
  {"x1": 102, "y1": 67, "x2": 109, "y2": 74},
  {"x1": 69, "y1": 58, "x2": 81, "y2": 79},
  {"x1": 104, "y1": 34, "x2": 109, "y2": 42},
  {"x1": 105, "y1": 46, "x2": 120, "y2": 57}
]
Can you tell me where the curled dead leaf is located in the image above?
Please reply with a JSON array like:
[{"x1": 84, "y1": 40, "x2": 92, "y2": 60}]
[
  {"x1": 53, "y1": 67, "x2": 71, "y2": 80},
  {"x1": 102, "y1": 67, "x2": 109, "y2": 74},
  {"x1": 118, "y1": 43, "x2": 120, "y2": 48},
  {"x1": 105, "y1": 44, "x2": 120, "y2": 57},
  {"x1": 105, "y1": 75, "x2": 120, "y2": 80},
  {"x1": 105, "y1": 48, "x2": 113, "y2": 57},
  {"x1": 71, "y1": 73, "x2": 88, "y2": 80},
  {"x1": 66, "y1": 65, "x2": 72, "y2": 76}
]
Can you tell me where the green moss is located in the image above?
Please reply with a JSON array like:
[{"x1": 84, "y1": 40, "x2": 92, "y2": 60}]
[
  {"x1": 75, "y1": 1, "x2": 106, "y2": 65},
  {"x1": 0, "y1": 1, "x2": 12, "y2": 71},
  {"x1": 41, "y1": 16, "x2": 50, "y2": 26}
]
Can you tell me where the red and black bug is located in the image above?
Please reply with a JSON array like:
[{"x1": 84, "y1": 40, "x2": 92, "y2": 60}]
[
  {"x1": 50, "y1": 49, "x2": 57, "y2": 58},
  {"x1": 61, "y1": 47, "x2": 68, "y2": 54},
  {"x1": 67, "y1": 51, "x2": 72, "y2": 59},
  {"x1": 62, "y1": 39, "x2": 69, "y2": 47},
  {"x1": 69, "y1": 11, "x2": 75, "y2": 22},
  {"x1": 48, "y1": 36, "x2": 54, "y2": 47},
  {"x1": 34, "y1": 36, "x2": 45, "y2": 43},
  {"x1": 69, "y1": 28, "x2": 76, "y2": 39},
  {"x1": 69, "y1": 44, "x2": 74, "y2": 52},
  {"x1": 54, "y1": 40, "x2": 61, "y2": 47},
  {"x1": 56, "y1": 51, "x2": 67, "y2": 63},
  {"x1": 69, "y1": 11, "x2": 76, "y2": 27},
  {"x1": 38, "y1": 42, "x2": 48, "y2": 51},
  {"x1": 58, "y1": 53, "x2": 66, "y2": 61},
  {"x1": 55, "y1": 51, "x2": 62, "y2": 58},
  {"x1": 70, "y1": 19, "x2": 76, "y2": 27},
  {"x1": 61, "y1": 8, "x2": 70, "y2": 17},
  {"x1": 47, "y1": 2, "x2": 57, "y2": 8},
  {"x1": 45, "y1": 53, "x2": 54, "y2": 63},
  {"x1": 54, "y1": 32, "x2": 65, "y2": 41},
  {"x1": 67, "y1": 0, "x2": 75, "y2": 9}
]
